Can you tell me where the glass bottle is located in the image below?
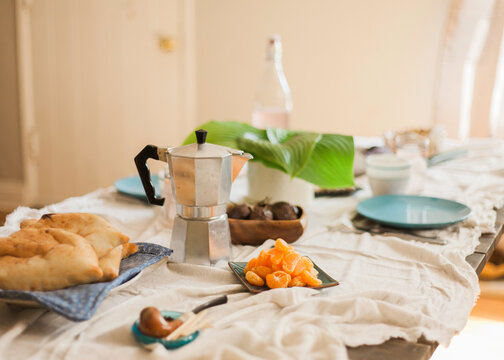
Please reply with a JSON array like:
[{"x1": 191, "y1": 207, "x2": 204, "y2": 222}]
[{"x1": 252, "y1": 35, "x2": 292, "y2": 129}]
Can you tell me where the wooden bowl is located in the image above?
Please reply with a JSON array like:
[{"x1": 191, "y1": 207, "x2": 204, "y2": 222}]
[{"x1": 228, "y1": 208, "x2": 307, "y2": 246}]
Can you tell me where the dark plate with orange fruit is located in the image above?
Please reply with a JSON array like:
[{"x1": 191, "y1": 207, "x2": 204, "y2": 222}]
[{"x1": 228, "y1": 239, "x2": 339, "y2": 294}]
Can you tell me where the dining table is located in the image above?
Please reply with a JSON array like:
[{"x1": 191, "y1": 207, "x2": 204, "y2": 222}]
[{"x1": 1, "y1": 137, "x2": 504, "y2": 360}]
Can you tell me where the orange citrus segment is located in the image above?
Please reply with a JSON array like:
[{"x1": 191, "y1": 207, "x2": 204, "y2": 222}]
[
  {"x1": 275, "y1": 238, "x2": 293, "y2": 253},
  {"x1": 288, "y1": 276, "x2": 306, "y2": 287},
  {"x1": 245, "y1": 271, "x2": 265, "y2": 286},
  {"x1": 271, "y1": 262, "x2": 284, "y2": 272},
  {"x1": 292, "y1": 258, "x2": 307, "y2": 277},
  {"x1": 303, "y1": 257, "x2": 314, "y2": 270},
  {"x1": 253, "y1": 265, "x2": 273, "y2": 279},
  {"x1": 268, "y1": 248, "x2": 285, "y2": 265},
  {"x1": 293, "y1": 257, "x2": 314, "y2": 275},
  {"x1": 244, "y1": 257, "x2": 257, "y2": 274},
  {"x1": 256, "y1": 249, "x2": 272, "y2": 267},
  {"x1": 266, "y1": 271, "x2": 291, "y2": 289},
  {"x1": 282, "y1": 252, "x2": 301, "y2": 274},
  {"x1": 301, "y1": 269, "x2": 322, "y2": 287}
]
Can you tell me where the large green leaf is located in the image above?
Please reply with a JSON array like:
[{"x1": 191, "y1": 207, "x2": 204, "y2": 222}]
[
  {"x1": 237, "y1": 133, "x2": 321, "y2": 177},
  {"x1": 182, "y1": 121, "x2": 264, "y2": 148},
  {"x1": 182, "y1": 121, "x2": 354, "y2": 188},
  {"x1": 297, "y1": 134, "x2": 355, "y2": 188}
]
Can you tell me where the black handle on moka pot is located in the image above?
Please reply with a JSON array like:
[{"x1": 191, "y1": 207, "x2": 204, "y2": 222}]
[{"x1": 134, "y1": 145, "x2": 165, "y2": 206}]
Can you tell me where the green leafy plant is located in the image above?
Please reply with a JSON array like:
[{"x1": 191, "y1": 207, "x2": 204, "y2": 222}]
[{"x1": 183, "y1": 121, "x2": 354, "y2": 188}]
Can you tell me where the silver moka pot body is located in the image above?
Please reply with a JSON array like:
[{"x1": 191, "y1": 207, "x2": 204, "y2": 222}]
[{"x1": 135, "y1": 129, "x2": 252, "y2": 265}]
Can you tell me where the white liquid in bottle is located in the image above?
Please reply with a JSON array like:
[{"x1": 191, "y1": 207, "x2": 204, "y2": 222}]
[{"x1": 251, "y1": 108, "x2": 290, "y2": 129}]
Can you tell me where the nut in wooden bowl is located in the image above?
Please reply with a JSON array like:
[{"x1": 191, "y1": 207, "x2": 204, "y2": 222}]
[{"x1": 227, "y1": 201, "x2": 308, "y2": 246}]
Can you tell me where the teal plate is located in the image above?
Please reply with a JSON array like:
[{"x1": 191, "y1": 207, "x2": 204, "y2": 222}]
[
  {"x1": 132, "y1": 311, "x2": 199, "y2": 350},
  {"x1": 356, "y1": 195, "x2": 471, "y2": 229},
  {"x1": 115, "y1": 175, "x2": 160, "y2": 201},
  {"x1": 229, "y1": 260, "x2": 339, "y2": 293}
]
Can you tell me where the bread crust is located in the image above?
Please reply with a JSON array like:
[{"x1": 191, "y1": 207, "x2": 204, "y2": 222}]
[
  {"x1": 21, "y1": 213, "x2": 132, "y2": 281},
  {"x1": 0, "y1": 228, "x2": 103, "y2": 291},
  {"x1": 121, "y1": 242, "x2": 138, "y2": 259}
]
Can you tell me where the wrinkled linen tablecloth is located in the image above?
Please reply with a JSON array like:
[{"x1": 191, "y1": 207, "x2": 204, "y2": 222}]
[{"x1": 1, "y1": 138, "x2": 504, "y2": 360}]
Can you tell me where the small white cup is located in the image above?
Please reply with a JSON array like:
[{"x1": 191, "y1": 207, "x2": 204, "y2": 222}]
[{"x1": 366, "y1": 154, "x2": 412, "y2": 196}]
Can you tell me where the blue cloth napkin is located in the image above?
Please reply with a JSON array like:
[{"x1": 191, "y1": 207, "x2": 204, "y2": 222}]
[{"x1": 0, "y1": 242, "x2": 172, "y2": 321}]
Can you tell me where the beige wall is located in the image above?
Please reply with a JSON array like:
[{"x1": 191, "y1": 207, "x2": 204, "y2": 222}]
[
  {"x1": 195, "y1": 0, "x2": 450, "y2": 136},
  {"x1": 0, "y1": 0, "x2": 23, "y2": 181},
  {"x1": 28, "y1": 0, "x2": 186, "y2": 204}
]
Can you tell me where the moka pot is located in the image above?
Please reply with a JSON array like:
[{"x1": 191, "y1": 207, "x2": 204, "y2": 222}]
[{"x1": 134, "y1": 129, "x2": 252, "y2": 265}]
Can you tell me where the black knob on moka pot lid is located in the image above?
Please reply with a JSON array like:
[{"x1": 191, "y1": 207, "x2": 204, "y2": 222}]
[{"x1": 195, "y1": 129, "x2": 207, "y2": 144}]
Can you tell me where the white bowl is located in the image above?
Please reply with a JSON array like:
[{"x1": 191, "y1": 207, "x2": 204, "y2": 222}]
[{"x1": 366, "y1": 154, "x2": 412, "y2": 196}]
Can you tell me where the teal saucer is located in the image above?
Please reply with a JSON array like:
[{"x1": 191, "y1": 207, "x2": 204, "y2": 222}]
[
  {"x1": 115, "y1": 175, "x2": 160, "y2": 201},
  {"x1": 356, "y1": 195, "x2": 471, "y2": 229},
  {"x1": 132, "y1": 311, "x2": 199, "y2": 350}
]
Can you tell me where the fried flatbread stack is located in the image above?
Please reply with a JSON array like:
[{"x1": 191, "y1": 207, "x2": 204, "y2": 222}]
[{"x1": 0, "y1": 213, "x2": 138, "y2": 291}]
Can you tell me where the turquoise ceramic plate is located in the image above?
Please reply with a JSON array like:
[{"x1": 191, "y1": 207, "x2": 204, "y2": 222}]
[
  {"x1": 115, "y1": 175, "x2": 160, "y2": 201},
  {"x1": 229, "y1": 260, "x2": 339, "y2": 293},
  {"x1": 356, "y1": 195, "x2": 471, "y2": 229},
  {"x1": 132, "y1": 310, "x2": 199, "y2": 350}
]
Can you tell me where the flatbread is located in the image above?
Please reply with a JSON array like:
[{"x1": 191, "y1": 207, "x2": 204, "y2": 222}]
[
  {"x1": 99, "y1": 245, "x2": 123, "y2": 280},
  {"x1": 122, "y1": 242, "x2": 138, "y2": 259},
  {"x1": 0, "y1": 228, "x2": 103, "y2": 291},
  {"x1": 21, "y1": 213, "x2": 131, "y2": 281}
]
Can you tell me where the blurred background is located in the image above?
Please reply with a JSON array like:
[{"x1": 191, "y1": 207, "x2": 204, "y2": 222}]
[{"x1": 1, "y1": 0, "x2": 504, "y2": 206}]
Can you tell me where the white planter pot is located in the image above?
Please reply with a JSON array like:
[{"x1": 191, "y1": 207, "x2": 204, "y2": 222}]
[{"x1": 247, "y1": 162, "x2": 314, "y2": 208}]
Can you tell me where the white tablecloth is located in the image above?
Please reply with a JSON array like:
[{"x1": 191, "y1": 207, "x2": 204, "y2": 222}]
[{"x1": 1, "y1": 138, "x2": 504, "y2": 360}]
